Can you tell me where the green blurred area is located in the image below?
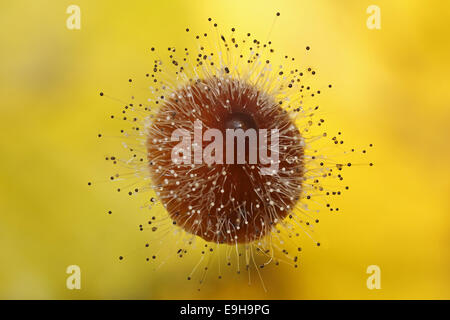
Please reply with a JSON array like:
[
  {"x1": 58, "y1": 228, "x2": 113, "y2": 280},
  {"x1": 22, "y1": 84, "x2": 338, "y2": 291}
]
[{"x1": 0, "y1": 0, "x2": 449, "y2": 299}]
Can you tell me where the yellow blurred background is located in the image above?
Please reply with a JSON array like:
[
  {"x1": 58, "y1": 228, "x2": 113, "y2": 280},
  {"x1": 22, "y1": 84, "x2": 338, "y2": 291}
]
[{"x1": 0, "y1": 0, "x2": 449, "y2": 299}]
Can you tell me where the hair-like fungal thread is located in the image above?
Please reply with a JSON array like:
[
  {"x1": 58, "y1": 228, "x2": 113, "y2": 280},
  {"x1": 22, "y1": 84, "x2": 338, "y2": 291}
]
[{"x1": 95, "y1": 13, "x2": 372, "y2": 290}]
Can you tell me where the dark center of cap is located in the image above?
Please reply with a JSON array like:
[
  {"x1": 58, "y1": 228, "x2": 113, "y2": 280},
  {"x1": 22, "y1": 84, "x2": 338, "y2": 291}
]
[{"x1": 225, "y1": 112, "x2": 257, "y2": 131}]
